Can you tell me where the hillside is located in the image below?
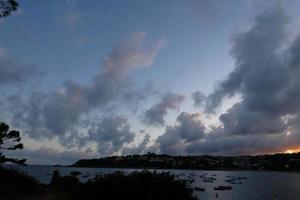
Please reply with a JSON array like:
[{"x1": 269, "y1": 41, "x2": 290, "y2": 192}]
[{"x1": 71, "y1": 153, "x2": 300, "y2": 171}]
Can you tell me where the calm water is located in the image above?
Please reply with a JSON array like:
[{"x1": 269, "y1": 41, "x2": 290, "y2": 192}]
[{"x1": 6, "y1": 165, "x2": 300, "y2": 200}]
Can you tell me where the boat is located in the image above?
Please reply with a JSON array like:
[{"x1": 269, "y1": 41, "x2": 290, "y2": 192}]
[{"x1": 214, "y1": 185, "x2": 232, "y2": 190}]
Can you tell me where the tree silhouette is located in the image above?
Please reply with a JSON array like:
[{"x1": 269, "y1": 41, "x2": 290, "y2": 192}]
[
  {"x1": 0, "y1": 0, "x2": 18, "y2": 18},
  {"x1": 0, "y1": 122, "x2": 26, "y2": 165}
]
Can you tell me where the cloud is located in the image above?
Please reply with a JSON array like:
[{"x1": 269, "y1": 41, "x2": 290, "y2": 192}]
[
  {"x1": 0, "y1": 48, "x2": 38, "y2": 85},
  {"x1": 203, "y1": 7, "x2": 300, "y2": 138},
  {"x1": 157, "y1": 112, "x2": 206, "y2": 154},
  {"x1": 85, "y1": 116, "x2": 135, "y2": 156},
  {"x1": 122, "y1": 134, "x2": 151, "y2": 155},
  {"x1": 191, "y1": 90, "x2": 205, "y2": 107},
  {"x1": 85, "y1": 31, "x2": 164, "y2": 108},
  {"x1": 218, "y1": 103, "x2": 286, "y2": 136},
  {"x1": 157, "y1": 111, "x2": 300, "y2": 156},
  {"x1": 198, "y1": 7, "x2": 300, "y2": 153},
  {"x1": 185, "y1": 132, "x2": 300, "y2": 155},
  {"x1": 7, "y1": 6, "x2": 300, "y2": 158},
  {"x1": 122, "y1": 82, "x2": 158, "y2": 113},
  {"x1": 205, "y1": 7, "x2": 290, "y2": 114},
  {"x1": 5, "y1": 32, "x2": 164, "y2": 155},
  {"x1": 156, "y1": 7, "x2": 300, "y2": 155},
  {"x1": 143, "y1": 92, "x2": 185, "y2": 126}
]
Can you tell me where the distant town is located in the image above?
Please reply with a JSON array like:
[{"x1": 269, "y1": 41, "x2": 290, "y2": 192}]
[{"x1": 71, "y1": 152, "x2": 300, "y2": 171}]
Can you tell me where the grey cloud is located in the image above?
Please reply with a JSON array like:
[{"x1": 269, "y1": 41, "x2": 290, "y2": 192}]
[
  {"x1": 157, "y1": 8, "x2": 300, "y2": 155},
  {"x1": 157, "y1": 112, "x2": 206, "y2": 154},
  {"x1": 86, "y1": 32, "x2": 164, "y2": 107},
  {"x1": 204, "y1": 7, "x2": 296, "y2": 137},
  {"x1": 205, "y1": 7, "x2": 290, "y2": 113},
  {"x1": 4, "y1": 92, "x2": 49, "y2": 139},
  {"x1": 185, "y1": 132, "x2": 300, "y2": 155},
  {"x1": 42, "y1": 81, "x2": 87, "y2": 136},
  {"x1": 121, "y1": 82, "x2": 158, "y2": 113},
  {"x1": 219, "y1": 103, "x2": 286, "y2": 136},
  {"x1": 157, "y1": 112, "x2": 300, "y2": 156},
  {"x1": 5, "y1": 32, "x2": 164, "y2": 155},
  {"x1": 193, "y1": 8, "x2": 300, "y2": 153},
  {"x1": 0, "y1": 50, "x2": 38, "y2": 85},
  {"x1": 192, "y1": 90, "x2": 205, "y2": 107},
  {"x1": 86, "y1": 116, "x2": 135, "y2": 155},
  {"x1": 122, "y1": 134, "x2": 151, "y2": 155},
  {"x1": 143, "y1": 92, "x2": 185, "y2": 126}
]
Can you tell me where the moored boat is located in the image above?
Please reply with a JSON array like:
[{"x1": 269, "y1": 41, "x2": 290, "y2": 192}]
[{"x1": 214, "y1": 185, "x2": 232, "y2": 190}]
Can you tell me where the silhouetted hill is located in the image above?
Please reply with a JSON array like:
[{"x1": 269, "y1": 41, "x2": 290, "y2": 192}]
[{"x1": 71, "y1": 152, "x2": 300, "y2": 171}]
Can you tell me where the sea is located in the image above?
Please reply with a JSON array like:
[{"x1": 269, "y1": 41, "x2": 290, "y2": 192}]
[{"x1": 4, "y1": 165, "x2": 300, "y2": 200}]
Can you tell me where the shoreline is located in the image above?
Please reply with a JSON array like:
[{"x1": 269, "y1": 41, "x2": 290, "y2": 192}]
[{"x1": 9, "y1": 164, "x2": 300, "y2": 173}]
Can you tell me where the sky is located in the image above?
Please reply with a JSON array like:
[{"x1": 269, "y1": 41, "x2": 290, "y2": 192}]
[{"x1": 2, "y1": 0, "x2": 300, "y2": 165}]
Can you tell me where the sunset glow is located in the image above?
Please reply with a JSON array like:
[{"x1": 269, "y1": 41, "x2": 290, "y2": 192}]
[{"x1": 284, "y1": 148, "x2": 300, "y2": 154}]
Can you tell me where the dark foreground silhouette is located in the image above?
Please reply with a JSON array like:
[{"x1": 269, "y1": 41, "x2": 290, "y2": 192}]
[
  {"x1": 71, "y1": 171, "x2": 195, "y2": 200},
  {"x1": 0, "y1": 167, "x2": 196, "y2": 200},
  {"x1": 0, "y1": 166, "x2": 39, "y2": 199}
]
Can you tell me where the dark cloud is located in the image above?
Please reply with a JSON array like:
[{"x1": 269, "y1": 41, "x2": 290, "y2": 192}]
[
  {"x1": 157, "y1": 112, "x2": 206, "y2": 154},
  {"x1": 122, "y1": 134, "x2": 151, "y2": 155},
  {"x1": 86, "y1": 116, "x2": 135, "y2": 155},
  {"x1": 205, "y1": 7, "x2": 290, "y2": 114},
  {"x1": 219, "y1": 103, "x2": 286, "y2": 136},
  {"x1": 185, "y1": 132, "x2": 300, "y2": 155},
  {"x1": 204, "y1": 7, "x2": 294, "y2": 137},
  {"x1": 157, "y1": 8, "x2": 300, "y2": 155},
  {"x1": 143, "y1": 92, "x2": 185, "y2": 126},
  {"x1": 191, "y1": 91, "x2": 205, "y2": 107}
]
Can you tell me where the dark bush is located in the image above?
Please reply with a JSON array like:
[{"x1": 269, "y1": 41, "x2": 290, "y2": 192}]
[
  {"x1": 0, "y1": 166, "x2": 39, "y2": 196},
  {"x1": 70, "y1": 171, "x2": 81, "y2": 176},
  {"x1": 50, "y1": 170, "x2": 80, "y2": 191},
  {"x1": 71, "y1": 170, "x2": 196, "y2": 200}
]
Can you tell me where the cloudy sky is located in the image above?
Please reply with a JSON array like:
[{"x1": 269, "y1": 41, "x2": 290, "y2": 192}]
[{"x1": 2, "y1": 0, "x2": 300, "y2": 165}]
